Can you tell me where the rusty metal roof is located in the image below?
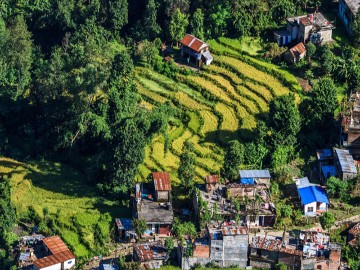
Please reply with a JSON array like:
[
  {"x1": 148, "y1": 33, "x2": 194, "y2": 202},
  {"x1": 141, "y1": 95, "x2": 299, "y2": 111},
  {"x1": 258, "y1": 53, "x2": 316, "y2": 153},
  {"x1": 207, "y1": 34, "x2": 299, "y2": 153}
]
[
  {"x1": 289, "y1": 42, "x2": 306, "y2": 58},
  {"x1": 33, "y1": 250, "x2": 75, "y2": 269},
  {"x1": 300, "y1": 17, "x2": 312, "y2": 26},
  {"x1": 42, "y1": 236, "x2": 70, "y2": 254},
  {"x1": 180, "y1": 34, "x2": 208, "y2": 52},
  {"x1": 153, "y1": 172, "x2": 171, "y2": 191},
  {"x1": 134, "y1": 241, "x2": 168, "y2": 262},
  {"x1": 205, "y1": 175, "x2": 219, "y2": 184},
  {"x1": 349, "y1": 223, "x2": 360, "y2": 236}
]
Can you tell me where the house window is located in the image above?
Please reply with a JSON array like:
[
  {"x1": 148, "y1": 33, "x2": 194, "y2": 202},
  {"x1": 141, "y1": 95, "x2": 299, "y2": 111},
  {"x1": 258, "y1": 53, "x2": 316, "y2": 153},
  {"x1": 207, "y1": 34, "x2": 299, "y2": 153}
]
[
  {"x1": 308, "y1": 207, "x2": 314, "y2": 212},
  {"x1": 68, "y1": 261, "x2": 73, "y2": 264},
  {"x1": 216, "y1": 247, "x2": 220, "y2": 251}
]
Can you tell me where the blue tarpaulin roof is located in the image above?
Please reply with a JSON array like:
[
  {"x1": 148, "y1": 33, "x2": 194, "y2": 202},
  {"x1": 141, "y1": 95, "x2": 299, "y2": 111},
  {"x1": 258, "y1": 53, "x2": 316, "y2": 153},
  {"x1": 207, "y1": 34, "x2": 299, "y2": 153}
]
[
  {"x1": 298, "y1": 186, "x2": 329, "y2": 205},
  {"x1": 321, "y1": 165, "x2": 337, "y2": 178},
  {"x1": 101, "y1": 264, "x2": 118, "y2": 270},
  {"x1": 240, "y1": 178, "x2": 255, "y2": 184}
]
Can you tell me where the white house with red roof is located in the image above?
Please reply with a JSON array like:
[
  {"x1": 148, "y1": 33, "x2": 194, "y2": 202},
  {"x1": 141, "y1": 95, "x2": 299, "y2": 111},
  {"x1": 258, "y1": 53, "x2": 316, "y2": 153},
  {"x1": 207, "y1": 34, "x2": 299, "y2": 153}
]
[
  {"x1": 33, "y1": 236, "x2": 76, "y2": 270},
  {"x1": 180, "y1": 34, "x2": 213, "y2": 67}
]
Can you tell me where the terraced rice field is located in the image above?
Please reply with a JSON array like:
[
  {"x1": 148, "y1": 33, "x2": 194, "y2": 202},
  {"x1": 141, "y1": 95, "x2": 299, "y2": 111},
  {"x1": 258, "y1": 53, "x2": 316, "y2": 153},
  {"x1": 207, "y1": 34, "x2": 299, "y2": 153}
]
[{"x1": 134, "y1": 39, "x2": 301, "y2": 184}]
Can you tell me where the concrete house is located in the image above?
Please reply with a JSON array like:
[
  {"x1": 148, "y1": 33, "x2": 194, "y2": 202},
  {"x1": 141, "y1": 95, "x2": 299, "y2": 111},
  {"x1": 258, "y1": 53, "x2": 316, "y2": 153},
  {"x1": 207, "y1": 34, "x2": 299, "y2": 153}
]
[
  {"x1": 180, "y1": 34, "x2": 213, "y2": 67},
  {"x1": 274, "y1": 12, "x2": 334, "y2": 46},
  {"x1": 338, "y1": 0, "x2": 360, "y2": 33},
  {"x1": 295, "y1": 177, "x2": 329, "y2": 216},
  {"x1": 334, "y1": 148, "x2": 357, "y2": 180},
  {"x1": 178, "y1": 222, "x2": 248, "y2": 270},
  {"x1": 284, "y1": 42, "x2": 306, "y2": 64},
  {"x1": 132, "y1": 172, "x2": 174, "y2": 237},
  {"x1": 133, "y1": 241, "x2": 168, "y2": 269},
  {"x1": 33, "y1": 236, "x2": 76, "y2": 270}
]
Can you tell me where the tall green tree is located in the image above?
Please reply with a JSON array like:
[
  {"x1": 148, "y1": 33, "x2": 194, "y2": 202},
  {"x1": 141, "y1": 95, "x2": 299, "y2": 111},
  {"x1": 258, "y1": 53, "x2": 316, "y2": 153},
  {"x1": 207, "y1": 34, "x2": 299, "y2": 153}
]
[
  {"x1": 164, "y1": 0, "x2": 190, "y2": 16},
  {"x1": 268, "y1": 94, "x2": 300, "y2": 147},
  {"x1": 109, "y1": 0, "x2": 128, "y2": 32},
  {"x1": 169, "y1": 8, "x2": 188, "y2": 46},
  {"x1": 191, "y1": 8, "x2": 204, "y2": 39},
  {"x1": 209, "y1": 5, "x2": 230, "y2": 37},
  {"x1": 221, "y1": 140, "x2": 244, "y2": 181},
  {"x1": 143, "y1": 0, "x2": 161, "y2": 40},
  {"x1": 178, "y1": 140, "x2": 196, "y2": 193},
  {"x1": 0, "y1": 15, "x2": 32, "y2": 100}
]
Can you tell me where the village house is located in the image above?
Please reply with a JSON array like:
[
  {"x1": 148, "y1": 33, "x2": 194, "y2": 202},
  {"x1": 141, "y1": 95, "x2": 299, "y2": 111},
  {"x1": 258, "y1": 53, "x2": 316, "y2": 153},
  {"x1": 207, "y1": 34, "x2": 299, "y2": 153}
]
[
  {"x1": 343, "y1": 92, "x2": 360, "y2": 158},
  {"x1": 274, "y1": 12, "x2": 334, "y2": 46},
  {"x1": 250, "y1": 231, "x2": 341, "y2": 270},
  {"x1": 193, "y1": 170, "x2": 276, "y2": 228},
  {"x1": 338, "y1": 0, "x2": 360, "y2": 33},
  {"x1": 295, "y1": 177, "x2": 329, "y2": 216},
  {"x1": 347, "y1": 222, "x2": 360, "y2": 246},
  {"x1": 133, "y1": 241, "x2": 168, "y2": 269},
  {"x1": 178, "y1": 221, "x2": 248, "y2": 270},
  {"x1": 115, "y1": 218, "x2": 136, "y2": 242},
  {"x1": 284, "y1": 42, "x2": 306, "y2": 64},
  {"x1": 205, "y1": 174, "x2": 219, "y2": 193},
  {"x1": 33, "y1": 236, "x2": 76, "y2": 270},
  {"x1": 316, "y1": 149, "x2": 337, "y2": 183},
  {"x1": 180, "y1": 34, "x2": 213, "y2": 67},
  {"x1": 132, "y1": 172, "x2": 173, "y2": 237},
  {"x1": 334, "y1": 148, "x2": 357, "y2": 180},
  {"x1": 239, "y1": 169, "x2": 271, "y2": 188}
]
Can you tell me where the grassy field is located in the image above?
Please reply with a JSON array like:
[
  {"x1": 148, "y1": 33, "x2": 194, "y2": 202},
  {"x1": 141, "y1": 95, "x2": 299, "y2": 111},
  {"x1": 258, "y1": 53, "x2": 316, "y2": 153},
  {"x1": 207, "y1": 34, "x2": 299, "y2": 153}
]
[
  {"x1": 134, "y1": 38, "x2": 301, "y2": 184},
  {"x1": 1, "y1": 157, "x2": 126, "y2": 258}
]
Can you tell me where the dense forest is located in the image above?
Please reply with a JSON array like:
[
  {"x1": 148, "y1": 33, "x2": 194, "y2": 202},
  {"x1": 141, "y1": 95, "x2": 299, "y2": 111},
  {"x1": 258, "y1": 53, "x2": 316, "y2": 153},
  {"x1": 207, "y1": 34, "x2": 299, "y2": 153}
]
[{"x1": 1, "y1": 0, "x2": 360, "y2": 268}]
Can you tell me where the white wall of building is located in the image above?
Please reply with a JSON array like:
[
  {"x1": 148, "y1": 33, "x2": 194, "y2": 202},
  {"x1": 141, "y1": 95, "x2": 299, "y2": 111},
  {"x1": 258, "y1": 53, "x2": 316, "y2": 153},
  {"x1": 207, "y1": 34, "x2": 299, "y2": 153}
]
[{"x1": 303, "y1": 202, "x2": 317, "y2": 216}]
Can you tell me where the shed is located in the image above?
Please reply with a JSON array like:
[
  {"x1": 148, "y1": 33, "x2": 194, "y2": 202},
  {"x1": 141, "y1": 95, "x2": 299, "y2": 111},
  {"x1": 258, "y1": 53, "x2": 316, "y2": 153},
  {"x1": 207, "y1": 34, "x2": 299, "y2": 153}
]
[
  {"x1": 152, "y1": 172, "x2": 171, "y2": 202},
  {"x1": 284, "y1": 42, "x2": 306, "y2": 64},
  {"x1": 316, "y1": 149, "x2": 333, "y2": 161},
  {"x1": 205, "y1": 175, "x2": 219, "y2": 192},
  {"x1": 334, "y1": 148, "x2": 357, "y2": 180},
  {"x1": 180, "y1": 34, "x2": 212, "y2": 67},
  {"x1": 115, "y1": 218, "x2": 135, "y2": 241},
  {"x1": 239, "y1": 170, "x2": 271, "y2": 187},
  {"x1": 101, "y1": 263, "x2": 119, "y2": 270}
]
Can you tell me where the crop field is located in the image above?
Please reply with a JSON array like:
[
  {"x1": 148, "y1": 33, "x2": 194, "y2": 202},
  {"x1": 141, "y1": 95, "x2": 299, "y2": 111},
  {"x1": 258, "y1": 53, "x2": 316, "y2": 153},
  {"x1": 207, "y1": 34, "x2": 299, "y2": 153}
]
[
  {"x1": 1, "y1": 157, "x2": 126, "y2": 258},
  {"x1": 134, "y1": 39, "x2": 301, "y2": 184}
]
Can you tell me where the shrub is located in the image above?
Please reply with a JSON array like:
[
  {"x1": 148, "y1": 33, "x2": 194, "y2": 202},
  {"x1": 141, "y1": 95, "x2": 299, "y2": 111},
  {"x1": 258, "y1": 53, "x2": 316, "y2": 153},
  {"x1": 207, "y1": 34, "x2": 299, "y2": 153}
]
[{"x1": 320, "y1": 212, "x2": 335, "y2": 230}]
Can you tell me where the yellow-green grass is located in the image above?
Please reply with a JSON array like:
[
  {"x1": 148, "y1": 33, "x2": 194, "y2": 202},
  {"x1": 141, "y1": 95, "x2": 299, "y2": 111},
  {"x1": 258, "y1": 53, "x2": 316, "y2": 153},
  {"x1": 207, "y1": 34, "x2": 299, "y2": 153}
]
[
  {"x1": 187, "y1": 111, "x2": 202, "y2": 133},
  {"x1": 174, "y1": 91, "x2": 209, "y2": 110},
  {"x1": 215, "y1": 103, "x2": 239, "y2": 133},
  {"x1": 168, "y1": 122, "x2": 185, "y2": 142},
  {"x1": 187, "y1": 76, "x2": 233, "y2": 103},
  {"x1": 199, "y1": 110, "x2": 219, "y2": 138},
  {"x1": 136, "y1": 76, "x2": 172, "y2": 95},
  {"x1": 206, "y1": 65, "x2": 243, "y2": 85},
  {"x1": 151, "y1": 137, "x2": 179, "y2": 170},
  {"x1": 204, "y1": 73, "x2": 259, "y2": 114},
  {"x1": 207, "y1": 40, "x2": 242, "y2": 56},
  {"x1": 217, "y1": 55, "x2": 290, "y2": 95},
  {"x1": 136, "y1": 82, "x2": 168, "y2": 104},
  {"x1": 143, "y1": 146, "x2": 162, "y2": 171},
  {"x1": 217, "y1": 37, "x2": 263, "y2": 56},
  {"x1": 2, "y1": 157, "x2": 123, "y2": 258},
  {"x1": 196, "y1": 157, "x2": 221, "y2": 172},
  {"x1": 136, "y1": 164, "x2": 152, "y2": 182},
  {"x1": 244, "y1": 81, "x2": 273, "y2": 101},
  {"x1": 139, "y1": 100, "x2": 154, "y2": 110},
  {"x1": 195, "y1": 166, "x2": 209, "y2": 182},
  {"x1": 188, "y1": 135, "x2": 222, "y2": 161},
  {"x1": 172, "y1": 129, "x2": 193, "y2": 155}
]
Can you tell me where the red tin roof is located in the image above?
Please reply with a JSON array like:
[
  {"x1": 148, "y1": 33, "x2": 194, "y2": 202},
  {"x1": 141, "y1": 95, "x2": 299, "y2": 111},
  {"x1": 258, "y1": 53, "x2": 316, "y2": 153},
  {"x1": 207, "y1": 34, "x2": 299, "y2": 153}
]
[
  {"x1": 33, "y1": 250, "x2": 75, "y2": 269},
  {"x1": 180, "y1": 34, "x2": 208, "y2": 52},
  {"x1": 153, "y1": 172, "x2": 171, "y2": 191},
  {"x1": 43, "y1": 236, "x2": 69, "y2": 254},
  {"x1": 289, "y1": 42, "x2": 306, "y2": 58}
]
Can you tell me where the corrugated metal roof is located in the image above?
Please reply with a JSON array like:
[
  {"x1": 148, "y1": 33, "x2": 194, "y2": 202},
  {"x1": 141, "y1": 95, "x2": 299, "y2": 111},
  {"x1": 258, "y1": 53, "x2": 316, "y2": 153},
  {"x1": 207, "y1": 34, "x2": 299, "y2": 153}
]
[
  {"x1": 334, "y1": 148, "x2": 357, "y2": 174},
  {"x1": 298, "y1": 186, "x2": 329, "y2": 205},
  {"x1": 205, "y1": 175, "x2": 219, "y2": 184},
  {"x1": 101, "y1": 263, "x2": 119, "y2": 270},
  {"x1": 202, "y1": 50, "x2": 213, "y2": 60},
  {"x1": 180, "y1": 34, "x2": 208, "y2": 52},
  {"x1": 33, "y1": 250, "x2": 75, "y2": 269},
  {"x1": 134, "y1": 241, "x2": 167, "y2": 262},
  {"x1": 152, "y1": 172, "x2": 171, "y2": 191},
  {"x1": 239, "y1": 170, "x2": 271, "y2": 179},
  {"x1": 42, "y1": 236, "x2": 69, "y2": 254},
  {"x1": 289, "y1": 42, "x2": 306, "y2": 58},
  {"x1": 344, "y1": 0, "x2": 360, "y2": 15}
]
